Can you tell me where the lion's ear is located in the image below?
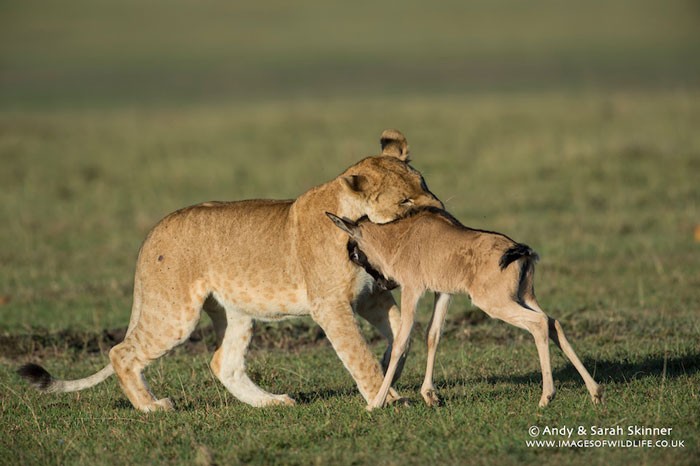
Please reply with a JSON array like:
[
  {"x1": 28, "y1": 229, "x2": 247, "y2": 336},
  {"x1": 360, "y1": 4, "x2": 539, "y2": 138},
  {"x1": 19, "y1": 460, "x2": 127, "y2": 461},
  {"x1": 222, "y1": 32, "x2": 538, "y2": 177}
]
[
  {"x1": 341, "y1": 174, "x2": 369, "y2": 193},
  {"x1": 380, "y1": 129, "x2": 409, "y2": 161}
]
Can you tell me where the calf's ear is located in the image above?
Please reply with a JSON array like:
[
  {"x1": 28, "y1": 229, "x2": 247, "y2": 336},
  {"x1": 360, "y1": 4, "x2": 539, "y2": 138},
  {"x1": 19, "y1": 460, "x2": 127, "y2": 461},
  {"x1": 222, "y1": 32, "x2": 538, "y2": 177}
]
[{"x1": 325, "y1": 212, "x2": 361, "y2": 238}]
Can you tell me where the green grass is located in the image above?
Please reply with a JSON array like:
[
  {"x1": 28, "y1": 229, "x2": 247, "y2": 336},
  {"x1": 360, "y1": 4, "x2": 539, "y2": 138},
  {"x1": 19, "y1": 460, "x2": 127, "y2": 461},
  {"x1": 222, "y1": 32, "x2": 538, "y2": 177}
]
[
  {"x1": 1, "y1": 91, "x2": 698, "y2": 465},
  {"x1": 1, "y1": 0, "x2": 699, "y2": 464},
  {"x1": 1, "y1": 336, "x2": 698, "y2": 465}
]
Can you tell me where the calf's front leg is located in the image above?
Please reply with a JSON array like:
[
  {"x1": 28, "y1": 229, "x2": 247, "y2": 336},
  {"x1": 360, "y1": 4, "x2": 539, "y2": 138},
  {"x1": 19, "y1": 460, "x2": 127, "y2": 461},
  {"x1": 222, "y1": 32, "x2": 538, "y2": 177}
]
[
  {"x1": 355, "y1": 289, "x2": 406, "y2": 402},
  {"x1": 368, "y1": 287, "x2": 422, "y2": 411}
]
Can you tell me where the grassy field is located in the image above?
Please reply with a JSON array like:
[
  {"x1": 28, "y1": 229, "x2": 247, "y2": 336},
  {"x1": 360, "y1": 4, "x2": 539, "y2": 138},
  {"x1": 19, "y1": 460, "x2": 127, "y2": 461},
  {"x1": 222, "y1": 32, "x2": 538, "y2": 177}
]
[{"x1": 1, "y1": 1, "x2": 699, "y2": 465}]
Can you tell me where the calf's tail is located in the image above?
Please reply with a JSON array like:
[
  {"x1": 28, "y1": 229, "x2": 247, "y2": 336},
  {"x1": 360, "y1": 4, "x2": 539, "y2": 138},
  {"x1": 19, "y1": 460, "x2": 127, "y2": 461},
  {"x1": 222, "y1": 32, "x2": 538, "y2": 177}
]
[{"x1": 499, "y1": 243, "x2": 539, "y2": 270}]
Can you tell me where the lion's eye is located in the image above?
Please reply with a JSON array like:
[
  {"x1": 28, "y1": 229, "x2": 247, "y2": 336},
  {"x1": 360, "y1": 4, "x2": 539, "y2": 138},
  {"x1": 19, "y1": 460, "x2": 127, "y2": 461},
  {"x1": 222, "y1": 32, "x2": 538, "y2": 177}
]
[{"x1": 400, "y1": 198, "x2": 414, "y2": 206}]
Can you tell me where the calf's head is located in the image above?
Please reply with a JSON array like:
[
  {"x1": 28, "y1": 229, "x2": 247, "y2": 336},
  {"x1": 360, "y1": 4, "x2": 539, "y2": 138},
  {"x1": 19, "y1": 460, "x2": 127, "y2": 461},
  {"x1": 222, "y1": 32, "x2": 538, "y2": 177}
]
[{"x1": 327, "y1": 213, "x2": 397, "y2": 288}]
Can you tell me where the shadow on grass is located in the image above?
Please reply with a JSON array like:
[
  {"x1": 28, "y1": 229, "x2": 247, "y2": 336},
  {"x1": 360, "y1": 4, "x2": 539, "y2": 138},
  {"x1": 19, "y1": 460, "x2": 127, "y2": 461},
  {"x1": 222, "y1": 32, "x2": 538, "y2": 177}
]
[
  {"x1": 115, "y1": 387, "x2": 361, "y2": 411},
  {"x1": 416, "y1": 351, "x2": 700, "y2": 396},
  {"x1": 205, "y1": 353, "x2": 700, "y2": 408}
]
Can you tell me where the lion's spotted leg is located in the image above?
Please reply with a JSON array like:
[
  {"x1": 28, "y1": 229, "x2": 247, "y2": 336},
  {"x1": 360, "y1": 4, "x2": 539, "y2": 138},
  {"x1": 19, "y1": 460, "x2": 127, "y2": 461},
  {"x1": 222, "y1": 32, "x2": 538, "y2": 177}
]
[
  {"x1": 110, "y1": 323, "x2": 199, "y2": 412},
  {"x1": 355, "y1": 289, "x2": 405, "y2": 403},
  {"x1": 109, "y1": 341, "x2": 162, "y2": 411},
  {"x1": 209, "y1": 308, "x2": 294, "y2": 407},
  {"x1": 312, "y1": 302, "x2": 385, "y2": 404},
  {"x1": 110, "y1": 288, "x2": 204, "y2": 412}
]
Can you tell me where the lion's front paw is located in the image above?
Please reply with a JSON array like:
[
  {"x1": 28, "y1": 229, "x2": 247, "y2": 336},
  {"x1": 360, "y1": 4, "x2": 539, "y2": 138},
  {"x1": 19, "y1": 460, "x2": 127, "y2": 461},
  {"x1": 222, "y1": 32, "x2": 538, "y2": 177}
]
[
  {"x1": 143, "y1": 398, "x2": 174, "y2": 412},
  {"x1": 268, "y1": 394, "x2": 296, "y2": 407}
]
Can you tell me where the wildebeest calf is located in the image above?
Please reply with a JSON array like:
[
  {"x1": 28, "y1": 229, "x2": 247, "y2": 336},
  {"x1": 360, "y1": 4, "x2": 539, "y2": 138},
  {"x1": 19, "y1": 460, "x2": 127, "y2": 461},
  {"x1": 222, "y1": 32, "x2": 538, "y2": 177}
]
[{"x1": 327, "y1": 207, "x2": 603, "y2": 410}]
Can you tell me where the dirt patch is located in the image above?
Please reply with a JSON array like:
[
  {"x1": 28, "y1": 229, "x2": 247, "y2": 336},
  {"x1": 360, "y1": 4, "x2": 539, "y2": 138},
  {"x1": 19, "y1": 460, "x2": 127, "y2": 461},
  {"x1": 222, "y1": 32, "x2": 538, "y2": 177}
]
[
  {"x1": 0, "y1": 321, "x2": 334, "y2": 361},
  {"x1": 0, "y1": 309, "x2": 494, "y2": 361},
  {"x1": 0, "y1": 327, "x2": 127, "y2": 360}
]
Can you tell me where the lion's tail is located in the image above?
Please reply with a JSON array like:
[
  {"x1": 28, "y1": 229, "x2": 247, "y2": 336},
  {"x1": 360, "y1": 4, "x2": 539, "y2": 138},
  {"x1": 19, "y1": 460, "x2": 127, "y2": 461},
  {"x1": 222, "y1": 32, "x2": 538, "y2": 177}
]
[{"x1": 17, "y1": 363, "x2": 114, "y2": 393}]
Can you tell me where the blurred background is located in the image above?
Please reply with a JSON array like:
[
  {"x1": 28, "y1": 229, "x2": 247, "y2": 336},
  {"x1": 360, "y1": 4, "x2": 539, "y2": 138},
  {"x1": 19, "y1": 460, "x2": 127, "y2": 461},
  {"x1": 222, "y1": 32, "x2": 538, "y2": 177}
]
[{"x1": 2, "y1": 0, "x2": 699, "y2": 108}]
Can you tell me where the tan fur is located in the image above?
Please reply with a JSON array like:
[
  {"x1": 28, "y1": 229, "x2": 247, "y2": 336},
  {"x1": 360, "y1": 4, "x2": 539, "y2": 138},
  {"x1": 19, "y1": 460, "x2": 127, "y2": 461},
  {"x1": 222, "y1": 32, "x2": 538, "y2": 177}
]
[
  {"x1": 328, "y1": 208, "x2": 603, "y2": 410},
  {"x1": 20, "y1": 130, "x2": 442, "y2": 412}
]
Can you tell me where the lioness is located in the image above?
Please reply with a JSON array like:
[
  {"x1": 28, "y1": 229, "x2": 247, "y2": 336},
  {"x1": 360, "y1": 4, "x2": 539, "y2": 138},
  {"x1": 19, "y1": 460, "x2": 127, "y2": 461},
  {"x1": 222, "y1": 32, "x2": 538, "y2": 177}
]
[{"x1": 19, "y1": 130, "x2": 442, "y2": 412}]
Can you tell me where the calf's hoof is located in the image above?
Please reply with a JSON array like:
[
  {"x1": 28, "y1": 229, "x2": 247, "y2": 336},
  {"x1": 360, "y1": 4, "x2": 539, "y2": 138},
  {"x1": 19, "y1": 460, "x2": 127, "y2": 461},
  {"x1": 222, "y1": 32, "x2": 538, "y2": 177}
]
[{"x1": 421, "y1": 389, "x2": 442, "y2": 407}]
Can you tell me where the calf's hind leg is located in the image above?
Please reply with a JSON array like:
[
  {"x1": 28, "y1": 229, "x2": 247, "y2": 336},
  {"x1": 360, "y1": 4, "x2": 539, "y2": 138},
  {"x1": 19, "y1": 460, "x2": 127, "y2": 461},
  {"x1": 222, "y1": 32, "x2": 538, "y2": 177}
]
[
  {"x1": 525, "y1": 301, "x2": 603, "y2": 404},
  {"x1": 482, "y1": 302, "x2": 556, "y2": 407}
]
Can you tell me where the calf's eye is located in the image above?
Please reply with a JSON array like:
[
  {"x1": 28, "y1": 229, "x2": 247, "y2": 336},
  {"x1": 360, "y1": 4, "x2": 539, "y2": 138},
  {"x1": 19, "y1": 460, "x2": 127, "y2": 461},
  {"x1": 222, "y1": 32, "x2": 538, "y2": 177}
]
[{"x1": 400, "y1": 198, "x2": 414, "y2": 206}]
